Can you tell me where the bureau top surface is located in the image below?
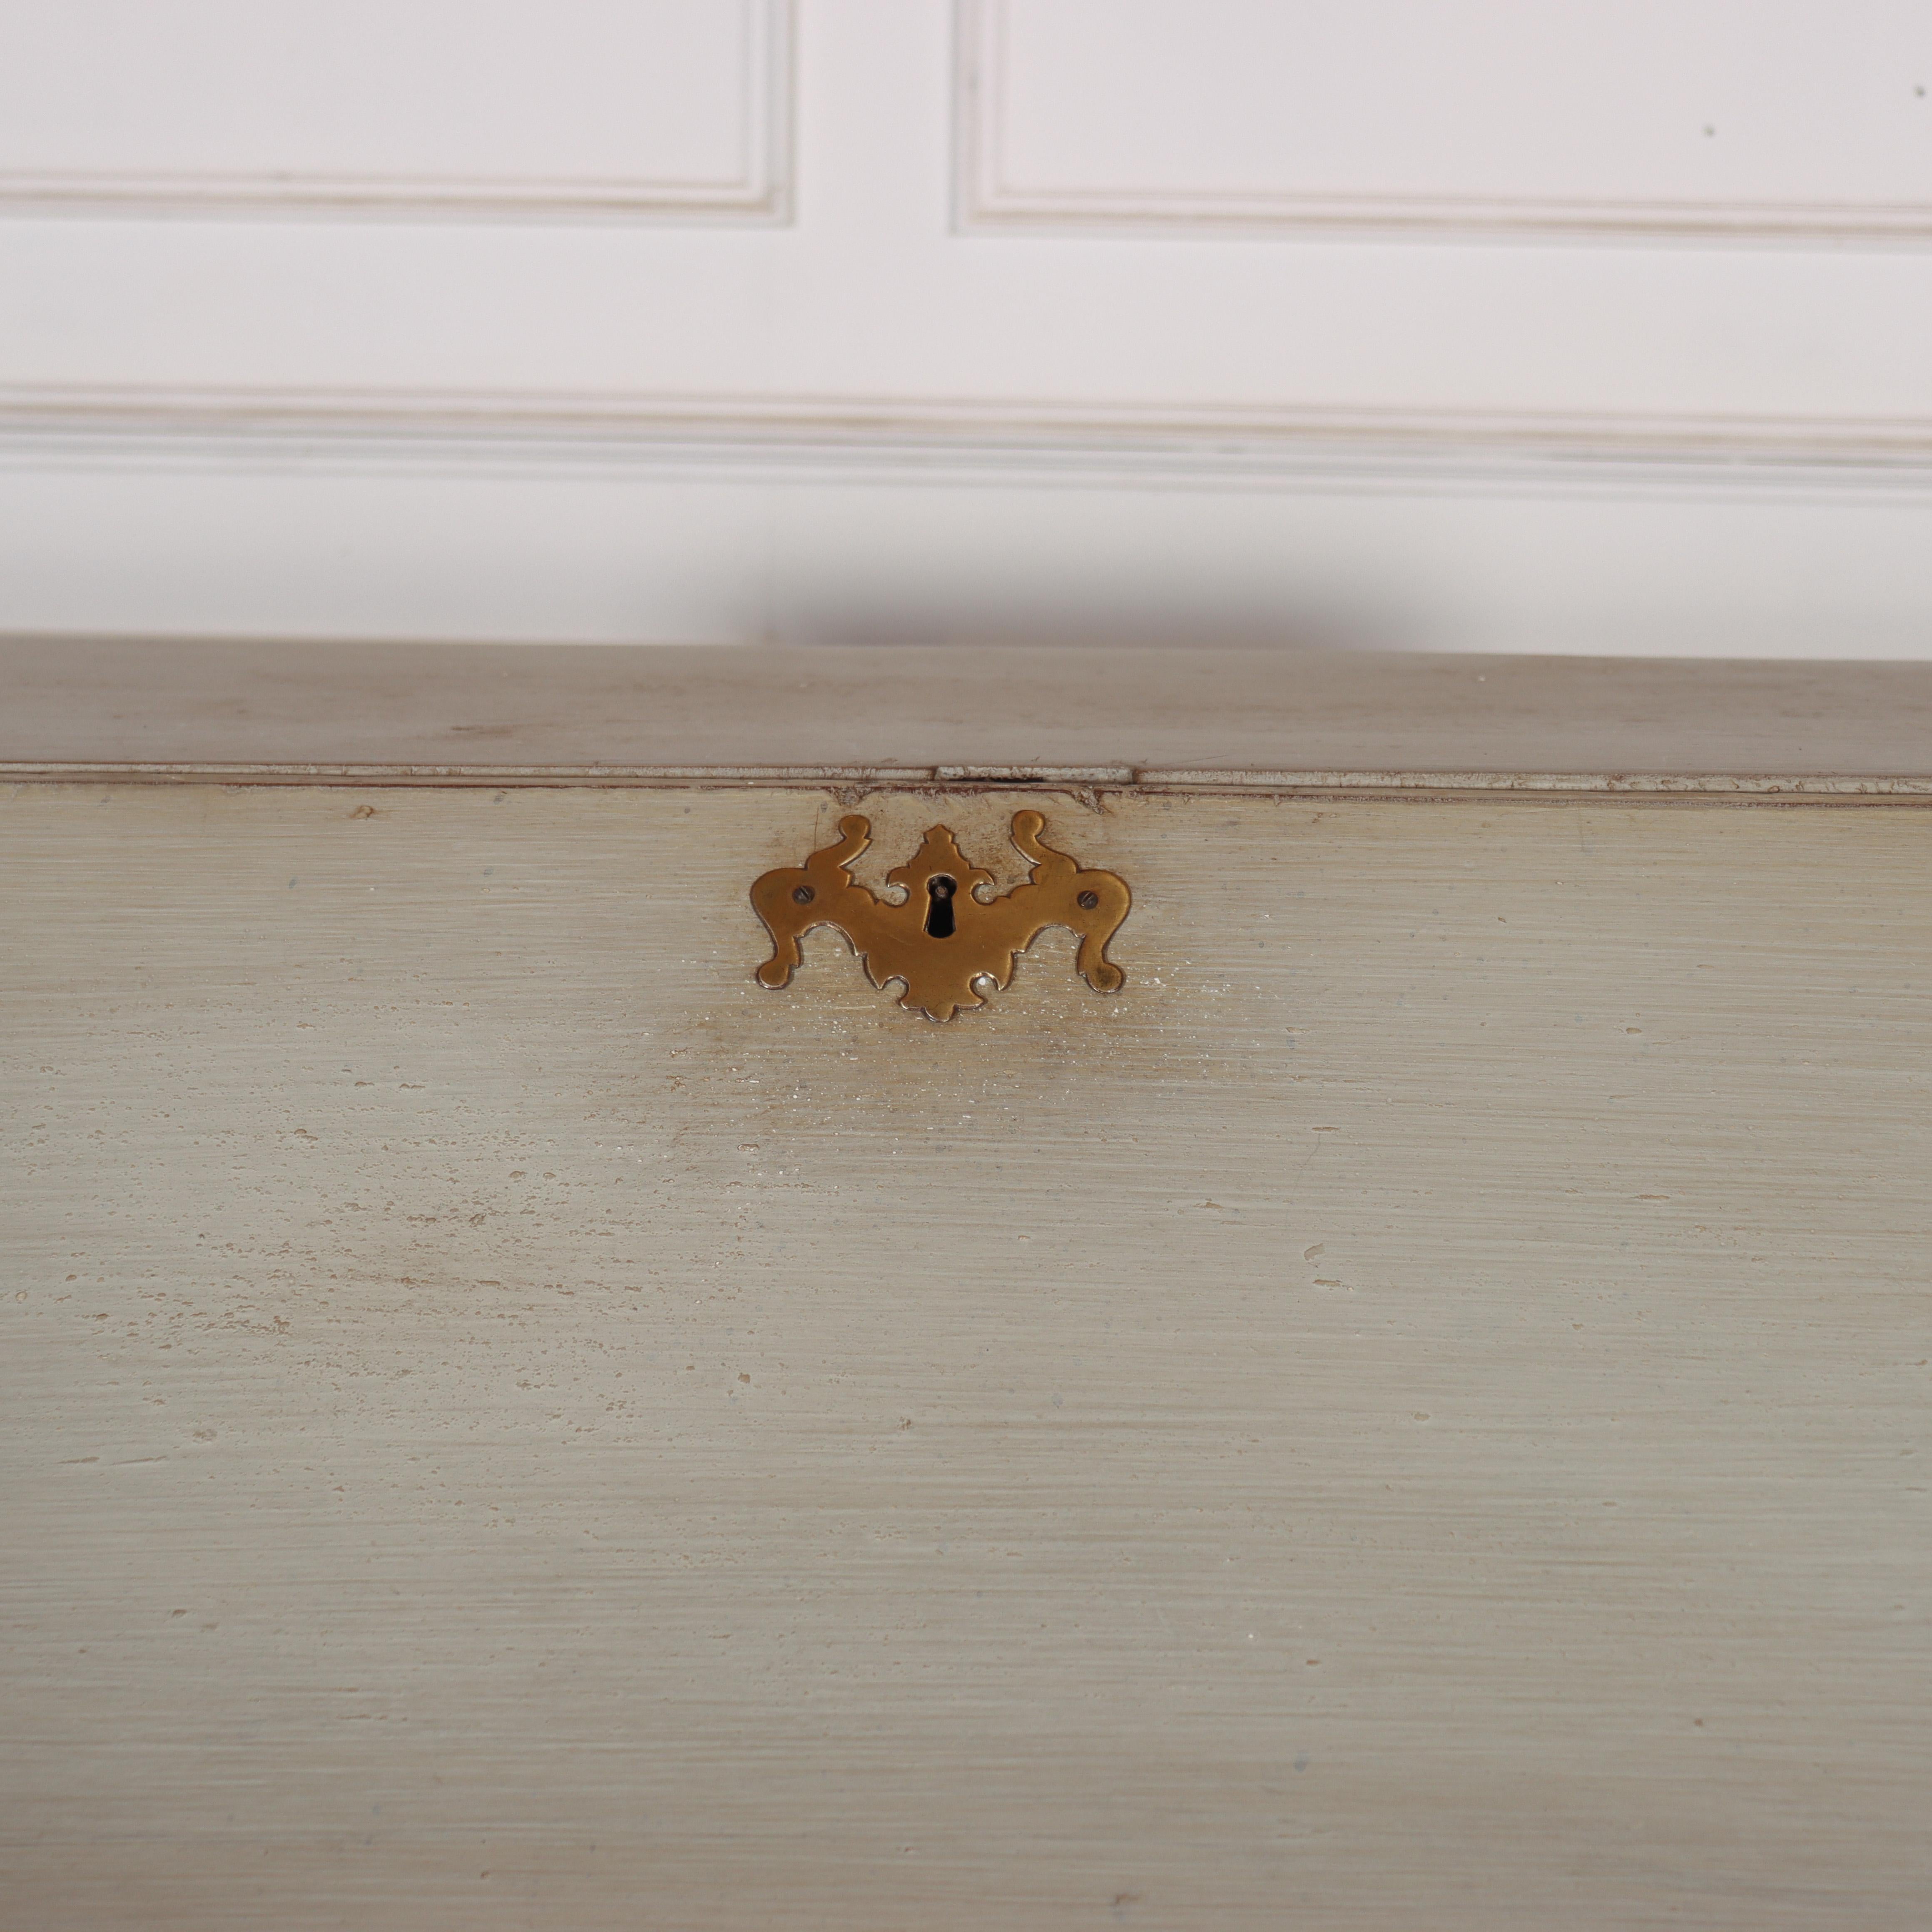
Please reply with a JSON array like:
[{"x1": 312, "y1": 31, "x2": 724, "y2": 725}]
[{"x1": 3, "y1": 637, "x2": 1931, "y2": 789}]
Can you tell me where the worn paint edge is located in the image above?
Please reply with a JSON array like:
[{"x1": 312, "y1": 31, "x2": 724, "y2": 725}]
[
  {"x1": 1132, "y1": 769, "x2": 1932, "y2": 796},
  {"x1": 6, "y1": 762, "x2": 1932, "y2": 801}
]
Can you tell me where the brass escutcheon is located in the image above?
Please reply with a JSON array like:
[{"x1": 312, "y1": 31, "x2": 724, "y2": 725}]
[{"x1": 751, "y1": 810, "x2": 1130, "y2": 1022}]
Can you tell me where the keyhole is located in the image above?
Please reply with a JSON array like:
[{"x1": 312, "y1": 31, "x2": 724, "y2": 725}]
[{"x1": 924, "y1": 875, "x2": 957, "y2": 939}]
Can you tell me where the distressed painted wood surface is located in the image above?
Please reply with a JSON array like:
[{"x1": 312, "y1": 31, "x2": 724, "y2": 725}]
[
  {"x1": 8, "y1": 638, "x2": 1932, "y2": 784},
  {"x1": 4, "y1": 782, "x2": 1930, "y2": 1929}
]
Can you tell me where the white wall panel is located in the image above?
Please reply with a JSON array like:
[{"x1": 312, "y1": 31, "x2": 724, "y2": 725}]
[
  {"x1": 0, "y1": 0, "x2": 1930, "y2": 653},
  {"x1": 961, "y1": 0, "x2": 1932, "y2": 241},
  {"x1": 0, "y1": 0, "x2": 791, "y2": 219}
]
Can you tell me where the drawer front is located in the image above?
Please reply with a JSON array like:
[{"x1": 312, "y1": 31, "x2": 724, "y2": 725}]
[{"x1": 5, "y1": 781, "x2": 1930, "y2": 1929}]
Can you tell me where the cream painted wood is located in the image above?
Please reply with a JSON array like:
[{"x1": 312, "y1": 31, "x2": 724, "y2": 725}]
[
  {"x1": 8, "y1": 640, "x2": 1932, "y2": 786},
  {"x1": 5, "y1": 779, "x2": 1930, "y2": 1927}
]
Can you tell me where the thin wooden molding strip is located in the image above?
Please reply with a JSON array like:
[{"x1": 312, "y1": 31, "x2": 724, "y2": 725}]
[
  {"x1": 10, "y1": 643, "x2": 1930, "y2": 792},
  {"x1": 7, "y1": 762, "x2": 1932, "y2": 799}
]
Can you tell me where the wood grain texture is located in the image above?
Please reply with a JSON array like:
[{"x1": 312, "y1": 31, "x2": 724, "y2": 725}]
[
  {"x1": 4, "y1": 782, "x2": 1931, "y2": 1928},
  {"x1": 7, "y1": 639, "x2": 1932, "y2": 784}
]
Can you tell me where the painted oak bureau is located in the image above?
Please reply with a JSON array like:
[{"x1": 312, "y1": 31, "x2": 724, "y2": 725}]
[{"x1": 4, "y1": 640, "x2": 1931, "y2": 1931}]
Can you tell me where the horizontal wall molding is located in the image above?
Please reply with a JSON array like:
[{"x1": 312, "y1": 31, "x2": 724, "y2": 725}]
[
  {"x1": 8, "y1": 384, "x2": 1932, "y2": 493},
  {"x1": 0, "y1": 164, "x2": 793, "y2": 225},
  {"x1": 956, "y1": 0, "x2": 1932, "y2": 245},
  {"x1": 0, "y1": 0, "x2": 792, "y2": 224},
  {"x1": 957, "y1": 184, "x2": 1932, "y2": 249}
]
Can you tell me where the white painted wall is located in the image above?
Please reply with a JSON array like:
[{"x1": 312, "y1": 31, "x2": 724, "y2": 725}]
[{"x1": 3, "y1": 0, "x2": 1931, "y2": 655}]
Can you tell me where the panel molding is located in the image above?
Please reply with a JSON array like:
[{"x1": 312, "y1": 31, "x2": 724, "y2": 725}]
[
  {"x1": 955, "y1": 0, "x2": 1932, "y2": 245},
  {"x1": 7, "y1": 383, "x2": 1932, "y2": 494},
  {"x1": 0, "y1": 0, "x2": 793, "y2": 224}
]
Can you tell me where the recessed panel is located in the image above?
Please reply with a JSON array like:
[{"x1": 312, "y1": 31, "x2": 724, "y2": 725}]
[
  {"x1": 0, "y1": 0, "x2": 789, "y2": 217},
  {"x1": 964, "y1": 0, "x2": 1932, "y2": 239}
]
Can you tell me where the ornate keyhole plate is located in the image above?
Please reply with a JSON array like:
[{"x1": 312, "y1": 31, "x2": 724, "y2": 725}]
[{"x1": 751, "y1": 810, "x2": 1130, "y2": 1022}]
